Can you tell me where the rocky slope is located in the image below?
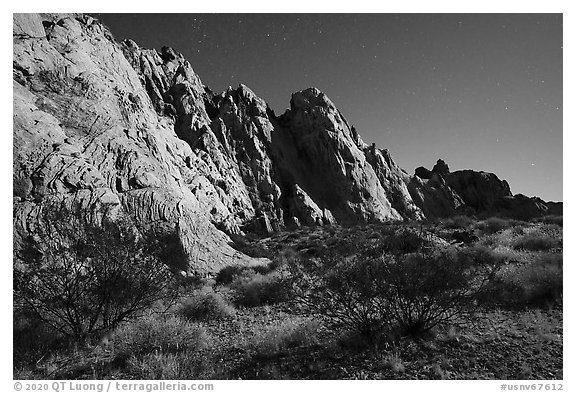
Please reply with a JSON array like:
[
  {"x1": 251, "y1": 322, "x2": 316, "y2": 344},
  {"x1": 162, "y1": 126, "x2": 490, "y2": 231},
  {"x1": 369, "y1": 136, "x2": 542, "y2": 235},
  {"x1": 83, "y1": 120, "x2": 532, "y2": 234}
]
[{"x1": 13, "y1": 13, "x2": 561, "y2": 273}]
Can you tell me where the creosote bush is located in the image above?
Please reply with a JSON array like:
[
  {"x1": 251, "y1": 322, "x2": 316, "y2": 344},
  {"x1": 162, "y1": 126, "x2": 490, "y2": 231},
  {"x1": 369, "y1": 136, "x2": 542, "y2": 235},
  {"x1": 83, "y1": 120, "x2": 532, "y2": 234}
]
[
  {"x1": 231, "y1": 271, "x2": 290, "y2": 308},
  {"x1": 533, "y1": 215, "x2": 563, "y2": 226},
  {"x1": 290, "y1": 245, "x2": 501, "y2": 338},
  {"x1": 13, "y1": 309, "x2": 69, "y2": 370},
  {"x1": 13, "y1": 207, "x2": 175, "y2": 342},
  {"x1": 177, "y1": 287, "x2": 235, "y2": 322},
  {"x1": 512, "y1": 233, "x2": 558, "y2": 251},
  {"x1": 215, "y1": 264, "x2": 270, "y2": 285},
  {"x1": 483, "y1": 253, "x2": 562, "y2": 308},
  {"x1": 476, "y1": 217, "x2": 519, "y2": 235},
  {"x1": 439, "y1": 215, "x2": 476, "y2": 230},
  {"x1": 383, "y1": 229, "x2": 426, "y2": 255}
]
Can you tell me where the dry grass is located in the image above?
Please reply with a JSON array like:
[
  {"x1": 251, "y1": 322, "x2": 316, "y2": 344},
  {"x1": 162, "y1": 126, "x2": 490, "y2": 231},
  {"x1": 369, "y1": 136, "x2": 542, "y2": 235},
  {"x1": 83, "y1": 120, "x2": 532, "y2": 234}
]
[
  {"x1": 231, "y1": 271, "x2": 290, "y2": 308},
  {"x1": 246, "y1": 318, "x2": 321, "y2": 357},
  {"x1": 177, "y1": 286, "x2": 235, "y2": 321},
  {"x1": 110, "y1": 314, "x2": 210, "y2": 357}
]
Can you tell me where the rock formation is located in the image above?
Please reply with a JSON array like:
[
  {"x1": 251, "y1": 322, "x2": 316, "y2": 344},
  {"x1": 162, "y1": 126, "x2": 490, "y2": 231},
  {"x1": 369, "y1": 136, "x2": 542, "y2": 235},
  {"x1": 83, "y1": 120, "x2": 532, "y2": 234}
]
[
  {"x1": 13, "y1": 13, "x2": 262, "y2": 273},
  {"x1": 13, "y1": 13, "x2": 562, "y2": 273},
  {"x1": 410, "y1": 159, "x2": 562, "y2": 219}
]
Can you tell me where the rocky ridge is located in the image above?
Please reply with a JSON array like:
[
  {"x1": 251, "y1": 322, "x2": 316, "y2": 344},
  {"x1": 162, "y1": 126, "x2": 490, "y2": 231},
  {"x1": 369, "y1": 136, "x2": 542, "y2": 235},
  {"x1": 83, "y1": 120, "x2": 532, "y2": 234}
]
[
  {"x1": 409, "y1": 159, "x2": 562, "y2": 220},
  {"x1": 13, "y1": 14, "x2": 561, "y2": 273}
]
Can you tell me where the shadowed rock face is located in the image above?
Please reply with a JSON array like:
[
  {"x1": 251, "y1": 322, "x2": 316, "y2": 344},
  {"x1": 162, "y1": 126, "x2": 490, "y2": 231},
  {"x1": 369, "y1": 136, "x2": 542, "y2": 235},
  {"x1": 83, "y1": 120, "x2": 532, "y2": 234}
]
[
  {"x1": 410, "y1": 160, "x2": 560, "y2": 219},
  {"x1": 445, "y1": 170, "x2": 512, "y2": 212},
  {"x1": 13, "y1": 13, "x2": 560, "y2": 273}
]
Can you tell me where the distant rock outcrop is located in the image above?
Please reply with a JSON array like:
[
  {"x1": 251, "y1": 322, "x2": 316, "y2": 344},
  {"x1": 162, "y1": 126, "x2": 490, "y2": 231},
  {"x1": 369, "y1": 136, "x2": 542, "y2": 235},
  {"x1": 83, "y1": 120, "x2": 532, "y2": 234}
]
[
  {"x1": 432, "y1": 159, "x2": 450, "y2": 175},
  {"x1": 445, "y1": 169, "x2": 512, "y2": 212},
  {"x1": 409, "y1": 159, "x2": 560, "y2": 219},
  {"x1": 13, "y1": 13, "x2": 561, "y2": 273}
]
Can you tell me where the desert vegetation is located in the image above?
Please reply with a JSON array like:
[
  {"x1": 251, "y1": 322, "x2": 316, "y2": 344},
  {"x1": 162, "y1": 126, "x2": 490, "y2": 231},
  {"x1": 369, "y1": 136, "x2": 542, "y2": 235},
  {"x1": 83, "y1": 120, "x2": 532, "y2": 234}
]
[{"x1": 14, "y1": 214, "x2": 562, "y2": 380}]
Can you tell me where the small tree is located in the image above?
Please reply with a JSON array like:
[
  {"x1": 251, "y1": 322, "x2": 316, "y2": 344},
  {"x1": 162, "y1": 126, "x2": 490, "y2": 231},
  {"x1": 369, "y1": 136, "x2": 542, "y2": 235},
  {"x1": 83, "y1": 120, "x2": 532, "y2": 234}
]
[
  {"x1": 289, "y1": 251, "x2": 387, "y2": 338},
  {"x1": 14, "y1": 208, "x2": 174, "y2": 341},
  {"x1": 372, "y1": 249, "x2": 495, "y2": 335}
]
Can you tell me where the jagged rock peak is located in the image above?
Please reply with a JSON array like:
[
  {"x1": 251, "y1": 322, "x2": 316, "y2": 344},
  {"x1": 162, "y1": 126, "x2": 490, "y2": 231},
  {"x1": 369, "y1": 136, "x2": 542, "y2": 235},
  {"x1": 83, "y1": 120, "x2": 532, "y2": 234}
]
[
  {"x1": 290, "y1": 87, "x2": 335, "y2": 111},
  {"x1": 432, "y1": 159, "x2": 450, "y2": 175},
  {"x1": 415, "y1": 166, "x2": 433, "y2": 179},
  {"x1": 219, "y1": 83, "x2": 271, "y2": 118},
  {"x1": 414, "y1": 159, "x2": 450, "y2": 179},
  {"x1": 236, "y1": 83, "x2": 258, "y2": 101}
]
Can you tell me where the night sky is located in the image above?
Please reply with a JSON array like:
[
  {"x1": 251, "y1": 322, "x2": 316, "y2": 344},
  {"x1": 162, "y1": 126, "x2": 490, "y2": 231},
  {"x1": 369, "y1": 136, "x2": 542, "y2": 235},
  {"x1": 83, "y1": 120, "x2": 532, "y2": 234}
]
[{"x1": 95, "y1": 14, "x2": 563, "y2": 202}]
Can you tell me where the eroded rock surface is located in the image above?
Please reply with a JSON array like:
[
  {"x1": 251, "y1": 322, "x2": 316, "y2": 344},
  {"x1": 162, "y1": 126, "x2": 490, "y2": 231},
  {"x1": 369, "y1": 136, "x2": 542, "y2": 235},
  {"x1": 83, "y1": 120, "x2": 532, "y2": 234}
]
[{"x1": 13, "y1": 13, "x2": 260, "y2": 273}]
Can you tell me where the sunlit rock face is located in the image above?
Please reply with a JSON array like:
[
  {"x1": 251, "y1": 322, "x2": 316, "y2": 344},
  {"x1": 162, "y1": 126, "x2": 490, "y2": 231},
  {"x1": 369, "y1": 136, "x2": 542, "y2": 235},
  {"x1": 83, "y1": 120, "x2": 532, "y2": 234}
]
[
  {"x1": 273, "y1": 88, "x2": 411, "y2": 224},
  {"x1": 13, "y1": 13, "x2": 260, "y2": 273},
  {"x1": 13, "y1": 13, "x2": 559, "y2": 273}
]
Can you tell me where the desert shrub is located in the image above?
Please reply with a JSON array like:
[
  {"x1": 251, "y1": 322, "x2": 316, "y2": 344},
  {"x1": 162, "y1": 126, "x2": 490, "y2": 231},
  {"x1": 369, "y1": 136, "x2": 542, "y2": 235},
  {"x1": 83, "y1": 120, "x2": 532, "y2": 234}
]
[
  {"x1": 13, "y1": 208, "x2": 174, "y2": 341},
  {"x1": 290, "y1": 246, "x2": 500, "y2": 337},
  {"x1": 380, "y1": 353, "x2": 406, "y2": 374},
  {"x1": 290, "y1": 251, "x2": 386, "y2": 337},
  {"x1": 533, "y1": 215, "x2": 563, "y2": 226},
  {"x1": 440, "y1": 215, "x2": 476, "y2": 230},
  {"x1": 251, "y1": 264, "x2": 273, "y2": 275},
  {"x1": 231, "y1": 271, "x2": 290, "y2": 308},
  {"x1": 268, "y1": 247, "x2": 299, "y2": 271},
  {"x1": 247, "y1": 319, "x2": 320, "y2": 357},
  {"x1": 476, "y1": 217, "x2": 519, "y2": 235},
  {"x1": 383, "y1": 229, "x2": 426, "y2": 255},
  {"x1": 478, "y1": 227, "x2": 524, "y2": 249},
  {"x1": 512, "y1": 233, "x2": 559, "y2": 251},
  {"x1": 215, "y1": 264, "x2": 271, "y2": 286},
  {"x1": 215, "y1": 265, "x2": 249, "y2": 285},
  {"x1": 378, "y1": 250, "x2": 498, "y2": 335},
  {"x1": 482, "y1": 253, "x2": 562, "y2": 308},
  {"x1": 125, "y1": 350, "x2": 221, "y2": 379},
  {"x1": 13, "y1": 308, "x2": 69, "y2": 370},
  {"x1": 177, "y1": 287, "x2": 235, "y2": 322},
  {"x1": 464, "y1": 244, "x2": 517, "y2": 266},
  {"x1": 449, "y1": 229, "x2": 479, "y2": 245},
  {"x1": 111, "y1": 314, "x2": 209, "y2": 357}
]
